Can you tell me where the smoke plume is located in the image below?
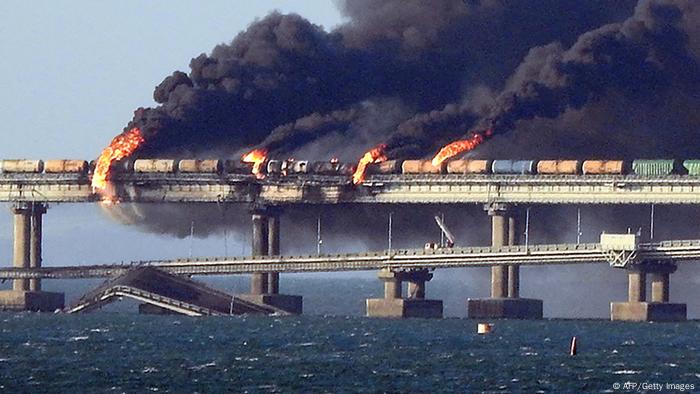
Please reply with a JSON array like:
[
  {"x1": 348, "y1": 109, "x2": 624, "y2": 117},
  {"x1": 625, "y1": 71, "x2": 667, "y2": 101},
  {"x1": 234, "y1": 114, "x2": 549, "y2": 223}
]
[{"x1": 104, "y1": 0, "x2": 698, "y2": 243}]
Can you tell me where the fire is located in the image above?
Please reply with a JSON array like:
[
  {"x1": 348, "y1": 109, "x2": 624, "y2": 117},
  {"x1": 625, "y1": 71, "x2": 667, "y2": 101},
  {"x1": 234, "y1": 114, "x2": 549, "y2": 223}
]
[
  {"x1": 352, "y1": 144, "x2": 388, "y2": 185},
  {"x1": 241, "y1": 148, "x2": 268, "y2": 178},
  {"x1": 91, "y1": 127, "x2": 145, "y2": 192},
  {"x1": 431, "y1": 129, "x2": 492, "y2": 167}
]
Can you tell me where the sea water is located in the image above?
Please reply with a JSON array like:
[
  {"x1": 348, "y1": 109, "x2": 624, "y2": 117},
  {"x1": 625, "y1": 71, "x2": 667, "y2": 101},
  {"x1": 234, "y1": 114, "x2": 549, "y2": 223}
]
[{"x1": 1, "y1": 313, "x2": 699, "y2": 392}]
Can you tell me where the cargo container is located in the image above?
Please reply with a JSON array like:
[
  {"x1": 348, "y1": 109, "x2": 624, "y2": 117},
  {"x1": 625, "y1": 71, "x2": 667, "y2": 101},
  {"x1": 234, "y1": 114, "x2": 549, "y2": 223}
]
[
  {"x1": 491, "y1": 160, "x2": 537, "y2": 174},
  {"x1": 178, "y1": 159, "x2": 222, "y2": 173},
  {"x1": 133, "y1": 159, "x2": 178, "y2": 173},
  {"x1": 632, "y1": 160, "x2": 681, "y2": 176},
  {"x1": 0, "y1": 160, "x2": 44, "y2": 173},
  {"x1": 536, "y1": 160, "x2": 581, "y2": 175},
  {"x1": 367, "y1": 160, "x2": 402, "y2": 175},
  {"x1": 44, "y1": 160, "x2": 89, "y2": 174},
  {"x1": 402, "y1": 160, "x2": 446, "y2": 174},
  {"x1": 683, "y1": 160, "x2": 700, "y2": 176},
  {"x1": 446, "y1": 159, "x2": 492, "y2": 174},
  {"x1": 582, "y1": 160, "x2": 626, "y2": 175}
]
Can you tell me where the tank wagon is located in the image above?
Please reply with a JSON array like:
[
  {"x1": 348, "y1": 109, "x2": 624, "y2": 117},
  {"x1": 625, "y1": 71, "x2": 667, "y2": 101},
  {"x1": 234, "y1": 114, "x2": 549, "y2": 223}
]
[{"x1": 3, "y1": 158, "x2": 700, "y2": 179}]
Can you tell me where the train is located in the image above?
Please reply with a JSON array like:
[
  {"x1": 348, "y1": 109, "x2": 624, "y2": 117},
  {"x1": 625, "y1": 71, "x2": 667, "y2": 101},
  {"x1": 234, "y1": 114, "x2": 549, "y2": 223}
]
[{"x1": 2, "y1": 158, "x2": 700, "y2": 177}]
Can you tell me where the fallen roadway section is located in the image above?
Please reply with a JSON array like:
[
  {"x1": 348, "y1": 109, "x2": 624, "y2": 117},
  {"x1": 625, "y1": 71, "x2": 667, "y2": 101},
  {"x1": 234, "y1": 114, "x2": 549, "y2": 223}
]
[
  {"x1": 4, "y1": 239, "x2": 700, "y2": 280},
  {"x1": 65, "y1": 267, "x2": 288, "y2": 315}
]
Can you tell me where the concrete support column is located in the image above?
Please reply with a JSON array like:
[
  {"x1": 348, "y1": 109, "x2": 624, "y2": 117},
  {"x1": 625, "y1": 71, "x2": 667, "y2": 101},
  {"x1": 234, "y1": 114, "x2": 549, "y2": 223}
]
[
  {"x1": 267, "y1": 214, "x2": 280, "y2": 295},
  {"x1": 250, "y1": 211, "x2": 269, "y2": 295},
  {"x1": 611, "y1": 264, "x2": 683, "y2": 322},
  {"x1": 650, "y1": 272, "x2": 670, "y2": 303},
  {"x1": 367, "y1": 269, "x2": 442, "y2": 318},
  {"x1": 30, "y1": 203, "x2": 47, "y2": 291},
  {"x1": 487, "y1": 204, "x2": 509, "y2": 298},
  {"x1": 384, "y1": 279, "x2": 402, "y2": 299},
  {"x1": 12, "y1": 203, "x2": 31, "y2": 292},
  {"x1": 378, "y1": 269, "x2": 402, "y2": 299},
  {"x1": 628, "y1": 270, "x2": 646, "y2": 302},
  {"x1": 507, "y1": 213, "x2": 520, "y2": 298}
]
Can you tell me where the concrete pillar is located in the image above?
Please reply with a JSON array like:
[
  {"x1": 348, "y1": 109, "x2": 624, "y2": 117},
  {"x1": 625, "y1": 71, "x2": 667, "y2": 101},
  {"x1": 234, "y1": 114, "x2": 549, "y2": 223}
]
[
  {"x1": 488, "y1": 204, "x2": 509, "y2": 298},
  {"x1": 650, "y1": 272, "x2": 670, "y2": 303},
  {"x1": 384, "y1": 278, "x2": 402, "y2": 299},
  {"x1": 267, "y1": 214, "x2": 280, "y2": 295},
  {"x1": 507, "y1": 213, "x2": 519, "y2": 298},
  {"x1": 628, "y1": 270, "x2": 646, "y2": 302},
  {"x1": 250, "y1": 211, "x2": 269, "y2": 295},
  {"x1": 30, "y1": 203, "x2": 47, "y2": 291},
  {"x1": 12, "y1": 204, "x2": 31, "y2": 292}
]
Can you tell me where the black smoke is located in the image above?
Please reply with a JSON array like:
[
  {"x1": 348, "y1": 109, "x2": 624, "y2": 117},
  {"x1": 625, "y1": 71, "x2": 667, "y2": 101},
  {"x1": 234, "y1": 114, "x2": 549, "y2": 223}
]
[
  {"x1": 106, "y1": 0, "x2": 698, "y2": 242},
  {"x1": 120, "y1": 0, "x2": 640, "y2": 159}
]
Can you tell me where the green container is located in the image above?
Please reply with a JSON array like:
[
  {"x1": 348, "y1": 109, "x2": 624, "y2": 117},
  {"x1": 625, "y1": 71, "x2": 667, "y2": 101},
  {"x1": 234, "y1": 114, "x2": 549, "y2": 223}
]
[
  {"x1": 684, "y1": 160, "x2": 700, "y2": 176},
  {"x1": 632, "y1": 160, "x2": 676, "y2": 176}
]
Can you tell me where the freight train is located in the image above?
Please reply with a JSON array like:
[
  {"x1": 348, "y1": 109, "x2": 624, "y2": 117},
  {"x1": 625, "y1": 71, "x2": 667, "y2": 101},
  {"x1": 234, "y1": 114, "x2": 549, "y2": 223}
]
[{"x1": 2, "y1": 158, "x2": 700, "y2": 177}]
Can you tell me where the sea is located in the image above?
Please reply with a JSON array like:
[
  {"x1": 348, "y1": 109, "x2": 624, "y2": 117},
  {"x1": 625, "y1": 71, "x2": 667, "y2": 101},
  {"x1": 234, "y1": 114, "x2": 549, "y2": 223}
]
[{"x1": 1, "y1": 278, "x2": 699, "y2": 393}]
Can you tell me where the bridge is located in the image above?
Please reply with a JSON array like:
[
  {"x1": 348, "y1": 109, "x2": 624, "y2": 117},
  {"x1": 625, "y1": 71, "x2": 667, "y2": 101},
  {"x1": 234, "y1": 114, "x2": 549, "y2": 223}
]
[
  {"x1": 65, "y1": 267, "x2": 287, "y2": 316},
  {"x1": 4, "y1": 173, "x2": 700, "y2": 204},
  {"x1": 0, "y1": 238, "x2": 698, "y2": 279},
  {"x1": 2, "y1": 172, "x2": 699, "y2": 321}
]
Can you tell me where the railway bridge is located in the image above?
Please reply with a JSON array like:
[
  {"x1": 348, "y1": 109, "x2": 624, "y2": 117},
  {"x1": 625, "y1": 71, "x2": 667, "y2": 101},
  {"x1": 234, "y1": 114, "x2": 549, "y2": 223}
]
[{"x1": 3, "y1": 172, "x2": 700, "y2": 321}]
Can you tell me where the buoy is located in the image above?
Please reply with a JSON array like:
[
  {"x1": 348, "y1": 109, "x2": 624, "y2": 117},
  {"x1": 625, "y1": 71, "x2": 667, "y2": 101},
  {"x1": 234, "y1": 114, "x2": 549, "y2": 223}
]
[
  {"x1": 570, "y1": 336, "x2": 578, "y2": 356},
  {"x1": 477, "y1": 323, "x2": 492, "y2": 334}
]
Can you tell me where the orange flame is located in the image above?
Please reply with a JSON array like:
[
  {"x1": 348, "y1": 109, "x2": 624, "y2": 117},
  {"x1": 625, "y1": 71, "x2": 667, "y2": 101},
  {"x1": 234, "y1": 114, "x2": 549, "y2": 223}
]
[
  {"x1": 241, "y1": 148, "x2": 268, "y2": 179},
  {"x1": 431, "y1": 129, "x2": 492, "y2": 167},
  {"x1": 352, "y1": 144, "x2": 388, "y2": 185},
  {"x1": 92, "y1": 127, "x2": 145, "y2": 192}
]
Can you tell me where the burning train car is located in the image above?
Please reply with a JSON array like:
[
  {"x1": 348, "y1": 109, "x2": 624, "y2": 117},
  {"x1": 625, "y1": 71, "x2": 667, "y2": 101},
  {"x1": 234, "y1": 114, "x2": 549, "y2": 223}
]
[{"x1": 2, "y1": 158, "x2": 698, "y2": 179}]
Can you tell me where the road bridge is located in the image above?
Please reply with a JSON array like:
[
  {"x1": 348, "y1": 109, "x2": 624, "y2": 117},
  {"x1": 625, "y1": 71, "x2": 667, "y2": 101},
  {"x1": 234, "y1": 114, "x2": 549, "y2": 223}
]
[{"x1": 1, "y1": 239, "x2": 699, "y2": 279}]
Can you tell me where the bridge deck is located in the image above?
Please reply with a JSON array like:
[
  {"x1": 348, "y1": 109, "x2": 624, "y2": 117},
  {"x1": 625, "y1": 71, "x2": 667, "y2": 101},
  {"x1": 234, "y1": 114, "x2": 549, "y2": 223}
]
[
  {"x1": 3, "y1": 240, "x2": 700, "y2": 280},
  {"x1": 66, "y1": 267, "x2": 283, "y2": 315},
  {"x1": 4, "y1": 173, "x2": 700, "y2": 204}
]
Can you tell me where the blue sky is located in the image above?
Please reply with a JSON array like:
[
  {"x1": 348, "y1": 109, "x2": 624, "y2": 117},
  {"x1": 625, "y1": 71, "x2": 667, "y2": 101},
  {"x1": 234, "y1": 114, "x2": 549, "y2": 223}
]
[{"x1": 0, "y1": 2, "x2": 344, "y2": 266}]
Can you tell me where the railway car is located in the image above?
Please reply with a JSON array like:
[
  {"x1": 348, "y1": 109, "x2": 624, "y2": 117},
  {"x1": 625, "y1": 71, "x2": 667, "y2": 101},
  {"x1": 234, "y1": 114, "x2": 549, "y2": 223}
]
[
  {"x1": 536, "y1": 160, "x2": 581, "y2": 175},
  {"x1": 491, "y1": 160, "x2": 537, "y2": 175},
  {"x1": 0, "y1": 159, "x2": 44, "y2": 173},
  {"x1": 446, "y1": 159, "x2": 492, "y2": 174},
  {"x1": 309, "y1": 161, "x2": 340, "y2": 175},
  {"x1": 107, "y1": 159, "x2": 135, "y2": 174},
  {"x1": 178, "y1": 159, "x2": 223, "y2": 174},
  {"x1": 266, "y1": 160, "x2": 288, "y2": 175},
  {"x1": 224, "y1": 160, "x2": 253, "y2": 175},
  {"x1": 133, "y1": 159, "x2": 179, "y2": 173},
  {"x1": 367, "y1": 160, "x2": 403, "y2": 175},
  {"x1": 402, "y1": 160, "x2": 446, "y2": 174},
  {"x1": 632, "y1": 160, "x2": 682, "y2": 176},
  {"x1": 287, "y1": 160, "x2": 309, "y2": 174},
  {"x1": 337, "y1": 163, "x2": 356, "y2": 176},
  {"x1": 683, "y1": 160, "x2": 700, "y2": 176},
  {"x1": 44, "y1": 160, "x2": 89, "y2": 174},
  {"x1": 582, "y1": 160, "x2": 626, "y2": 175}
]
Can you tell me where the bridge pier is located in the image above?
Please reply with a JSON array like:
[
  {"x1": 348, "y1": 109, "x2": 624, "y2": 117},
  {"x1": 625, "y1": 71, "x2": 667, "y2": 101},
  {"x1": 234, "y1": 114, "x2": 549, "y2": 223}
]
[
  {"x1": 611, "y1": 263, "x2": 686, "y2": 322},
  {"x1": 239, "y1": 208, "x2": 302, "y2": 314},
  {"x1": 366, "y1": 269, "x2": 443, "y2": 318},
  {"x1": 0, "y1": 202, "x2": 64, "y2": 312},
  {"x1": 467, "y1": 203, "x2": 542, "y2": 319}
]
